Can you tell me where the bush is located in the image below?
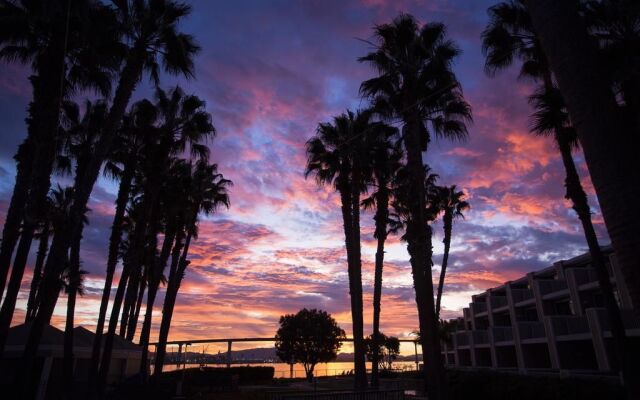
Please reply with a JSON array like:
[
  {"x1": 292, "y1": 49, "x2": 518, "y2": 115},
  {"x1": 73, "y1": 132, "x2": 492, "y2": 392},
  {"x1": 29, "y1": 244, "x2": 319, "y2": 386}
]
[{"x1": 446, "y1": 369, "x2": 624, "y2": 400}]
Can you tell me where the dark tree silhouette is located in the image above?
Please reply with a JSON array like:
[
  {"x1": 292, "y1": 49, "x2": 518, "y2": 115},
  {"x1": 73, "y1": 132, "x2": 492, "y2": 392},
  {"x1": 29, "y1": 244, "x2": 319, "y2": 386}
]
[
  {"x1": 365, "y1": 333, "x2": 400, "y2": 371},
  {"x1": 275, "y1": 308, "x2": 345, "y2": 382}
]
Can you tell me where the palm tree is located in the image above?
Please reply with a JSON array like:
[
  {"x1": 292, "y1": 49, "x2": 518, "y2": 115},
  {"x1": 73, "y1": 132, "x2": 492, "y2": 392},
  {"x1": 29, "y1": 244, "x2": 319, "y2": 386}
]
[
  {"x1": 0, "y1": 0, "x2": 121, "y2": 356},
  {"x1": 152, "y1": 161, "x2": 231, "y2": 376},
  {"x1": 101, "y1": 86, "x2": 214, "y2": 386},
  {"x1": 305, "y1": 110, "x2": 378, "y2": 389},
  {"x1": 483, "y1": 2, "x2": 633, "y2": 393},
  {"x1": 17, "y1": 0, "x2": 198, "y2": 390},
  {"x1": 360, "y1": 134, "x2": 401, "y2": 388},
  {"x1": 433, "y1": 185, "x2": 469, "y2": 320},
  {"x1": 87, "y1": 98, "x2": 156, "y2": 381},
  {"x1": 359, "y1": 15, "x2": 471, "y2": 399}
]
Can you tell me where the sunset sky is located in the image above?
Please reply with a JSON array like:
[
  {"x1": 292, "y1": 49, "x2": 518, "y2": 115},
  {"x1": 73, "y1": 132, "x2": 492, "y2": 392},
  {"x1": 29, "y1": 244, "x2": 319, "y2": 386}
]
[{"x1": 0, "y1": 0, "x2": 609, "y2": 355}]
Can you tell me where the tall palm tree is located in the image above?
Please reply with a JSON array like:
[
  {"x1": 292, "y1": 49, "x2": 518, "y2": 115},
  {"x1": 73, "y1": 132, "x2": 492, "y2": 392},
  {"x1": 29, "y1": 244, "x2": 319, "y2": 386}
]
[
  {"x1": 359, "y1": 15, "x2": 471, "y2": 399},
  {"x1": 433, "y1": 185, "x2": 469, "y2": 320},
  {"x1": 18, "y1": 0, "x2": 198, "y2": 390},
  {"x1": 88, "y1": 98, "x2": 157, "y2": 381},
  {"x1": 0, "y1": 1, "x2": 121, "y2": 356},
  {"x1": 100, "y1": 86, "x2": 214, "y2": 387},
  {"x1": 152, "y1": 161, "x2": 231, "y2": 376},
  {"x1": 482, "y1": 2, "x2": 633, "y2": 392},
  {"x1": 305, "y1": 110, "x2": 377, "y2": 389},
  {"x1": 360, "y1": 134, "x2": 401, "y2": 388}
]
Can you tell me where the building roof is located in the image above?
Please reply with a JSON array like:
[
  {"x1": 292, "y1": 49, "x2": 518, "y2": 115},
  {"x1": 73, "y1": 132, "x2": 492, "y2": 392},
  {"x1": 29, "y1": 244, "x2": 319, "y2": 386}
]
[{"x1": 6, "y1": 323, "x2": 140, "y2": 351}]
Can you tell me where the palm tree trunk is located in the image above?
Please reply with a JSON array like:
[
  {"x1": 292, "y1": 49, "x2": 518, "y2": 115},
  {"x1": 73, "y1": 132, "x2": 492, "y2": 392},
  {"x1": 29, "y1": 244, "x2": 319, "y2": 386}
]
[
  {"x1": 371, "y1": 184, "x2": 389, "y2": 388},
  {"x1": 25, "y1": 224, "x2": 49, "y2": 322},
  {"x1": 349, "y1": 162, "x2": 367, "y2": 390},
  {"x1": 0, "y1": 138, "x2": 34, "y2": 298},
  {"x1": 404, "y1": 116, "x2": 446, "y2": 400},
  {"x1": 557, "y1": 136, "x2": 632, "y2": 385},
  {"x1": 120, "y1": 268, "x2": 140, "y2": 337},
  {"x1": 0, "y1": 52, "x2": 66, "y2": 356},
  {"x1": 87, "y1": 159, "x2": 135, "y2": 388},
  {"x1": 523, "y1": 0, "x2": 640, "y2": 323},
  {"x1": 126, "y1": 274, "x2": 146, "y2": 341},
  {"x1": 435, "y1": 214, "x2": 452, "y2": 320},
  {"x1": 22, "y1": 51, "x2": 146, "y2": 388},
  {"x1": 153, "y1": 231, "x2": 185, "y2": 375},
  {"x1": 138, "y1": 279, "x2": 159, "y2": 378}
]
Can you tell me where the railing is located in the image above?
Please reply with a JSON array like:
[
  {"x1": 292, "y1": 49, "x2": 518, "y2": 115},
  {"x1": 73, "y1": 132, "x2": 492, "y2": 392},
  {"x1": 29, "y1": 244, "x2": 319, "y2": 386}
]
[
  {"x1": 490, "y1": 296, "x2": 508, "y2": 309},
  {"x1": 594, "y1": 308, "x2": 640, "y2": 331},
  {"x1": 472, "y1": 302, "x2": 487, "y2": 313},
  {"x1": 537, "y1": 280, "x2": 568, "y2": 296},
  {"x1": 549, "y1": 316, "x2": 589, "y2": 336},
  {"x1": 491, "y1": 326, "x2": 513, "y2": 342},
  {"x1": 455, "y1": 332, "x2": 470, "y2": 347},
  {"x1": 511, "y1": 288, "x2": 533, "y2": 303},
  {"x1": 267, "y1": 390, "x2": 405, "y2": 400},
  {"x1": 472, "y1": 330, "x2": 489, "y2": 345},
  {"x1": 518, "y1": 322, "x2": 546, "y2": 339},
  {"x1": 570, "y1": 268, "x2": 599, "y2": 286}
]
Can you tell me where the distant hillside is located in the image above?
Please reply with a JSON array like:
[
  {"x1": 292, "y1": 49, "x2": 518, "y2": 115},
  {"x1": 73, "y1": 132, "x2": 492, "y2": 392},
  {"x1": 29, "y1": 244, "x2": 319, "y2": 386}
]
[{"x1": 163, "y1": 346, "x2": 422, "y2": 363}]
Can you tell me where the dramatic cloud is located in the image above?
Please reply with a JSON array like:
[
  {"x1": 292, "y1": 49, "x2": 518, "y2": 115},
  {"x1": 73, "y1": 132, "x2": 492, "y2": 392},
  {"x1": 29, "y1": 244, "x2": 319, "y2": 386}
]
[{"x1": 0, "y1": 0, "x2": 607, "y2": 354}]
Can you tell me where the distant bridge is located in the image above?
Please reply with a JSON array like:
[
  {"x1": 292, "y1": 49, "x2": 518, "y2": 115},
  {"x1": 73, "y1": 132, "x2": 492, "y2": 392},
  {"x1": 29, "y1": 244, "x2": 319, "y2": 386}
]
[{"x1": 149, "y1": 337, "x2": 421, "y2": 369}]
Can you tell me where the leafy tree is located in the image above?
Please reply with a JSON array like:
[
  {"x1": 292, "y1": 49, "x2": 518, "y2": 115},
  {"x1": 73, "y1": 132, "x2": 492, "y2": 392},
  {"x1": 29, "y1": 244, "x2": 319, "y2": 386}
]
[
  {"x1": 365, "y1": 333, "x2": 400, "y2": 371},
  {"x1": 275, "y1": 308, "x2": 345, "y2": 382}
]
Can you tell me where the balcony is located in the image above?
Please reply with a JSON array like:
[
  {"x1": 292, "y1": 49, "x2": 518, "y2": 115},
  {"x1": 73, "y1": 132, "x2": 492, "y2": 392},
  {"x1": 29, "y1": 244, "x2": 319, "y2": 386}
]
[
  {"x1": 592, "y1": 308, "x2": 640, "y2": 331},
  {"x1": 490, "y1": 296, "x2": 508, "y2": 309},
  {"x1": 511, "y1": 288, "x2": 534, "y2": 304},
  {"x1": 491, "y1": 326, "x2": 513, "y2": 343},
  {"x1": 537, "y1": 279, "x2": 569, "y2": 297},
  {"x1": 518, "y1": 322, "x2": 546, "y2": 340},
  {"x1": 472, "y1": 330, "x2": 489, "y2": 345},
  {"x1": 455, "y1": 332, "x2": 470, "y2": 347},
  {"x1": 548, "y1": 316, "x2": 589, "y2": 338},
  {"x1": 472, "y1": 302, "x2": 487, "y2": 314},
  {"x1": 570, "y1": 268, "x2": 599, "y2": 286}
]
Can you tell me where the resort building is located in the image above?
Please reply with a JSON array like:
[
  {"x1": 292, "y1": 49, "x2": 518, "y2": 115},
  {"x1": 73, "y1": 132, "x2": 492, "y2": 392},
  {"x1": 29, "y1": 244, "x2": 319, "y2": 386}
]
[
  {"x1": 0, "y1": 323, "x2": 142, "y2": 399},
  {"x1": 442, "y1": 246, "x2": 640, "y2": 374}
]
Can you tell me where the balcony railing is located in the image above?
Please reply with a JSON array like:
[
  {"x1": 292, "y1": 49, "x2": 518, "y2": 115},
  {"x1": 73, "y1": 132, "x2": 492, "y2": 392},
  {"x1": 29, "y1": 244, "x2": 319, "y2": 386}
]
[
  {"x1": 490, "y1": 296, "x2": 508, "y2": 309},
  {"x1": 593, "y1": 308, "x2": 640, "y2": 331},
  {"x1": 511, "y1": 288, "x2": 533, "y2": 303},
  {"x1": 455, "y1": 332, "x2": 470, "y2": 347},
  {"x1": 570, "y1": 268, "x2": 599, "y2": 286},
  {"x1": 518, "y1": 322, "x2": 546, "y2": 339},
  {"x1": 472, "y1": 302, "x2": 487, "y2": 313},
  {"x1": 549, "y1": 316, "x2": 589, "y2": 336},
  {"x1": 491, "y1": 326, "x2": 513, "y2": 342},
  {"x1": 538, "y1": 279, "x2": 568, "y2": 296},
  {"x1": 472, "y1": 330, "x2": 489, "y2": 345}
]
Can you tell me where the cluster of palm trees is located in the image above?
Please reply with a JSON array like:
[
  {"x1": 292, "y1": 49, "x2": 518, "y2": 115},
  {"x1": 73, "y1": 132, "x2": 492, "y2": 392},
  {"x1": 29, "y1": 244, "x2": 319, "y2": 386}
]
[
  {"x1": 306, "y1": 16, "x2": 471, "y2": 397},
  {"x1": 0, "y1": 0, "x2": 230, "y2": 397},
  {"x1": 307, "y1": 1, "x2": 640, "y2": 397}
]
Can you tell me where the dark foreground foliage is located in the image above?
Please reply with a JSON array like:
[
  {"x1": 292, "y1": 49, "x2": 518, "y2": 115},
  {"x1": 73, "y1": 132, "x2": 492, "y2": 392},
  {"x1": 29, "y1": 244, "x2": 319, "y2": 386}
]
[
  {"x1": 110, "y1": 366, "x2": 274, "y2": 399},
  {"x1": 444, "y1": 369, "x2": 623, "y2": 400}
]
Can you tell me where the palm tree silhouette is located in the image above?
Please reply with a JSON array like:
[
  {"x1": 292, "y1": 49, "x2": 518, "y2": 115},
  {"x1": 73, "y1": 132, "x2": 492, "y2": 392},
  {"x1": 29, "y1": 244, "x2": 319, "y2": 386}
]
[
  {"x1": 153, "y1": 160, "x2": 231, "y2": 376},
  {"x1": 0, "y1": 0, "x2": 121, "y2": 356},
  {"x1": 433, "y1": 185, "x2": 469, "y2": 320},
  {"x1": 483, "y1": 1, "x2": 630, "y2": 390},
  {"x1": 360, "y1": 132, "x2": 401, "y2": 388},
  {"x1": 359, "y1": 15, "x2": 471, "y2": 399},
  {"x1": 305, "y1": 110, "x2": 377, "y2": 389}
]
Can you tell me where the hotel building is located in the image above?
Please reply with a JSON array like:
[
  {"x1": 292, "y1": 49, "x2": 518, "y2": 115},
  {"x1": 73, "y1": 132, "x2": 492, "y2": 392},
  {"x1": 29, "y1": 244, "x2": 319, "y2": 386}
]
[{"x1": 442, "y1": 247, "x2": 640, "y2": 373}]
